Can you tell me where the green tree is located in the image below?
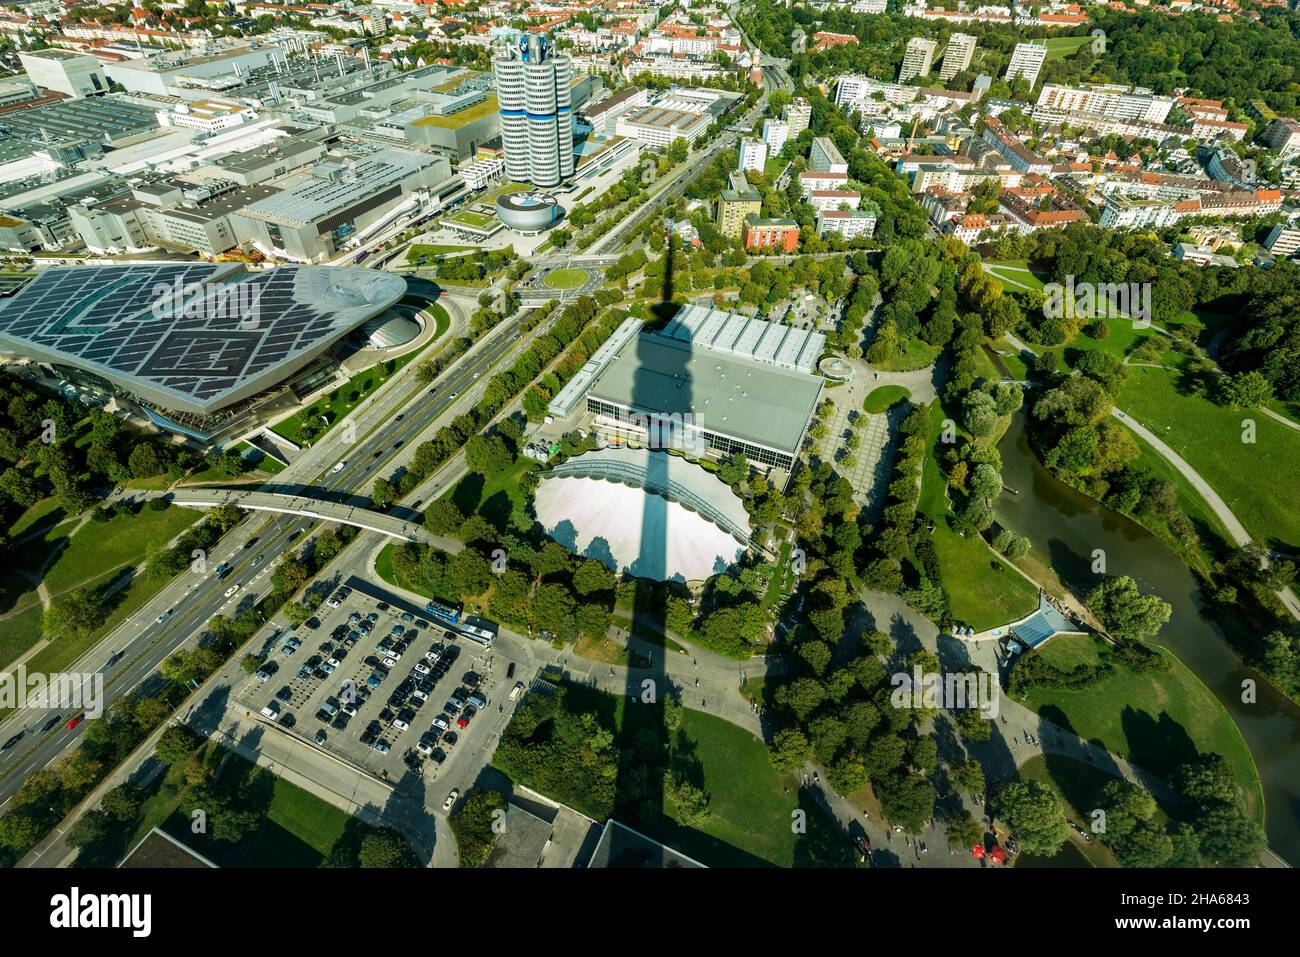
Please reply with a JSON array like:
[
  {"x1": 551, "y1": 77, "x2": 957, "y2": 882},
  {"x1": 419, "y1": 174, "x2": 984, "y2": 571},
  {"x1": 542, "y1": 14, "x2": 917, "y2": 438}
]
[
  {"x1": 996, "y1": 778, "x2": 1068, "y2": 856},
  {"x1": 1087, "y1": 575, "x2": 1172, "y2": 642}
]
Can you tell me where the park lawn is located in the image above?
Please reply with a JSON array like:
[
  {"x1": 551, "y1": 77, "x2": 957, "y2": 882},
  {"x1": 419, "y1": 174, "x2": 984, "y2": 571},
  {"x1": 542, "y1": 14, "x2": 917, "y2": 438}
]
[
  {"x1": 1015, "y1": 754, "x2": 1119, "y2": 868},
  {"x1": 1111, "y1": 420, "x2": 1234, "y2": 569},
  {"x1": 1063, "y1": 319, "x2": 1178, "y2": 366},
  {"x1": 574, "y1": 632, "x2": 630, "y2": 666},
  {"x1": 863, "y1": 384, "x2": 911, "y2": 413},
  {"x1": 42, "y1": 506, "x2": 200, "y2": 595},
  {"x1": 443, "y1": 457, "x2": 538, "y2": 531},
  {"x1": 655, "y1": 708, "x2": 804, "y2": 867},
  {"x1": 543, "y1": 267, "x2": 589, "y2": 290},
  {"x1": 873, "y1": 334, "x2": 941, "y2": 372},
  {"x1": 984, "y1": 260, "x2": 1047, "y2": 293},
  {"x1": 445, "y1": 209, "x2": 495, "y2": 230},
  {"x1": 406, "y1": 243, "x2": 475, "y2": 263},
  {"x1": 9, "y1": 496, "x2": 67, "y2": 539},
  {"x1": 375, "y1": 541, "x2": 427, "y2": 598},
  {"x1": 506, "y1": 683, "x2": 848, "y2": 867},
  {"x1": 0, "y1": 569, "x2": 37, "y2": 616},
  {"x1": 24, "y1": 564, "x2": 169, "y2": 679},
  {"x1": 930, "y1": 522, "x2": 1038, "y2": 630},
  {"x1": 919, "y1": 405, "x2": 1038, "y2": 630},
  {"x1": 1043, "y1": 35, "x2": 1092, "y2": 59},
  {"x1": 159, "y1": 747, "x2": 360, "y2": 867},
  {"x1": 0, "y1": 605, "x2": 45, "y2": 670},
  {"x1": 1117, "y1": 366, "x2": 1300, "y2": 553},
  {"x1": 1018, "y1": 634, "x2": 1262, "y2": 823}
]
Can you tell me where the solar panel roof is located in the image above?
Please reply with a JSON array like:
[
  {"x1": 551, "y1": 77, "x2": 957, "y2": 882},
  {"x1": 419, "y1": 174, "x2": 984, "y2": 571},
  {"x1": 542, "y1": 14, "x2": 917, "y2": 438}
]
[{"x1": 0, "y1": 263, "x2": 406, "y2": 414}]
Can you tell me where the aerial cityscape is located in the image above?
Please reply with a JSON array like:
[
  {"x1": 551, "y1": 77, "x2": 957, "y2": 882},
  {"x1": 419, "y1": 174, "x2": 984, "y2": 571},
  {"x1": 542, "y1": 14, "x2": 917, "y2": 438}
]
[{"x1": 0, "y1": 0, "x2": 1296, "y2": 906}]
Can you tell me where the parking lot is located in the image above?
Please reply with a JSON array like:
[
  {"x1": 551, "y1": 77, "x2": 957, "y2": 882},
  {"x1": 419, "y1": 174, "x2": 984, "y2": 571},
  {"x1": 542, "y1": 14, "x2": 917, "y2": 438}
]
[{"x1": 234, "y1": 580, "x2": 531, "y2": 791}]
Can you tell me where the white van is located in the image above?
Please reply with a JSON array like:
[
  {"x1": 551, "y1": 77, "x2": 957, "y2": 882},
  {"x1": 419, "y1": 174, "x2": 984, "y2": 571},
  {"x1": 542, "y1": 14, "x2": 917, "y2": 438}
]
[{"x1": 508, "y1": 681, "x2": 525, "y2": 701}]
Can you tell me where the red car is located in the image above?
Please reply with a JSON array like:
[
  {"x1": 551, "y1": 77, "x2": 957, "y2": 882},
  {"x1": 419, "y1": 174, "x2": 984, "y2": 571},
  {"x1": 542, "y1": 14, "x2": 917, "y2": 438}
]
[
  {"x1": 457, "y1": 706, "x2": 475, "y2": 729},
  {"x1": 66, "y1": 713, "x2": 86, "y2": 730}
]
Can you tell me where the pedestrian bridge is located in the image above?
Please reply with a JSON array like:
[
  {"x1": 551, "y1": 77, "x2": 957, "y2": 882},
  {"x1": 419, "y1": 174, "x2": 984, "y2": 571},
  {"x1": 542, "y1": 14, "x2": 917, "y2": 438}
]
[{"x1": 161, "y1": 488, "x2": 461, "y2": 551}]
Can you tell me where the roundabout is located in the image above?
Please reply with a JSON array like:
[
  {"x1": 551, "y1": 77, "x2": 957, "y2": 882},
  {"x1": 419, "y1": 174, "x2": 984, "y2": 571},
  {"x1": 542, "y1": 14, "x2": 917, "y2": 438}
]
[{"x1": 543, "y1": 267, "x2": 590, "y2": 291}]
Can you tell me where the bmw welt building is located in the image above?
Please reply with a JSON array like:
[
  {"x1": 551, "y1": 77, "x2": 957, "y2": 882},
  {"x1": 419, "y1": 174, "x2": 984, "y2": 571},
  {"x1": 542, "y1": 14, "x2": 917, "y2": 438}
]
[{"x1": 0, "y1": 263, "x2": 406, "y2": 440}]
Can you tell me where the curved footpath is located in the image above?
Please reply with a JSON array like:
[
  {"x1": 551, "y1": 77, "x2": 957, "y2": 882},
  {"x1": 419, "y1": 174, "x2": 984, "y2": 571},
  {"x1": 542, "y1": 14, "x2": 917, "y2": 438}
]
[{"x1": 1110, "y1": 408, "x2": 1300, "y2": 619}]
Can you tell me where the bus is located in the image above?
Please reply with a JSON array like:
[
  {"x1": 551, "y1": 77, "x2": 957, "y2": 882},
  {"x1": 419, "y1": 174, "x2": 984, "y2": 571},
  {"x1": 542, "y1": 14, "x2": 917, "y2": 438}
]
[
  {"x1": 460, "y1": 615, "x2": 498, "y2": 648},
  {"x1": 426, "y1": 599, "x2": 463, "y2": 627},
  {"x1": 353, "y1": 249, "x2": 370, "y2": 264}
]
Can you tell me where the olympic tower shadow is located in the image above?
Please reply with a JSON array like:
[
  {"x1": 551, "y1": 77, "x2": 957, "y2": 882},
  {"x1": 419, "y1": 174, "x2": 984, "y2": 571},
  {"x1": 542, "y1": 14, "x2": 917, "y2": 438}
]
[{"x1": 604, "y1": 233, "x2": 690, "y2": 864}]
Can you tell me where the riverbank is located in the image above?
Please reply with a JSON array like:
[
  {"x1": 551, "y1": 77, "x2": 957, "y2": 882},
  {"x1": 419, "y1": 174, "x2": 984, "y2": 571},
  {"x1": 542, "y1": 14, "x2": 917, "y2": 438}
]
[{"x1": 996, "y1": 412, "x2": 1299, "y2": 865}]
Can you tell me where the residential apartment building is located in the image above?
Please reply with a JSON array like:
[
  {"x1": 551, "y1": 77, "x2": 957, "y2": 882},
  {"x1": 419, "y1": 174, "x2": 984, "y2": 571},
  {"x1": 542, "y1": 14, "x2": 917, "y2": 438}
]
[
  {"x1": 1264, "y1": 224, "x2": 1300, "y2": 257},
  {"x1": 816, "y1": 207, "x2": 877, "y2": 240},
  {"x1": 1036, "y1": 83, "x2": 1175, "y2": 124},
  {"x1": 738, "y1": 136, "x2": 768, "y2": 173},
  {"x1": 717, "y1": 172, "x2": 761, "y2": 238},
  {"x1": 762, "y1": 118, "x2": 790, "y2": 156},
  {"x1": 939, "y1": 34, "x2": 976, "y2": 82},
  {"x1": 742, "y1": 215, "x2": 800, "y2": 252},
  {"x1": 784, "y1": 97, "x2": 812, "y2": 136},
  {"x1": 899, "y1": 37, "x2": 938, "y2": 82},
  {"x1": 1004, "y1": 42, "x2": 1047, "y2": 89},
  {"x1": 1262, "y1": 116, "x2": 1300, "y2": 157},
  {"x1": 809, "y1": 136, "x2": 848, "y2": 174}
]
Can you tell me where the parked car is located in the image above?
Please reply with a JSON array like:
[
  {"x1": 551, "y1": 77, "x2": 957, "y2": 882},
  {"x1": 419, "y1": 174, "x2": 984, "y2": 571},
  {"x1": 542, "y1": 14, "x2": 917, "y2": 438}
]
[
  {"x1": 373, "y1": 740, "x2": 390, "y2": 754},
  {"x1": 431, "y1": 715, "x2": 450, "y2": 731},
  {"x1": 509, "y1": 681, "x2": 525, "y2": 701},
  {"x1": 314, "y1": 729, "x2": 327, "y2": 745},
  {"x1": 443, "y1": 788, "x2": 459, "y2": 811},
  {"x1": 457, "y1": 706, "x2": 476, "y2": 729}
]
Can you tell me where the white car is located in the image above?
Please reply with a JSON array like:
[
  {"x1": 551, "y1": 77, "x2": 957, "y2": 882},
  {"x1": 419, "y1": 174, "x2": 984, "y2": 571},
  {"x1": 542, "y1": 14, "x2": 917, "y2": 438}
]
[
  {"x1": 330, "y1": 460, "x2": 346, "y2": 474},
  {"x1": 411, "y1": 689, "x2": 429, "y2": 703},
  {"x1": 443, "y1": 788, "x2": 459, "y2": 811},
  {"x1": 383, "y1": 655, "x2": 398, "y2": 669},
  {"x1": 417, "y1": 738, "x2": 434, "y2": 756},
  {"x1": 391, "y1": 717, "x2": 410, "y2": 732},
  {"x1": 431, "y1": 715, "x2": 450, "y2": 731},
  {"x1": 260, "y1": 703, "x2": 280, "y2": 719},
  {"x1": 414, "y1": 661, "x2": 431, "y2": 675},
  {"x1": 319, "y1": 662, "x2": 336, "y2": 675},
  {"x1": 327, "y1": 656, "x2": 341, "y2": 669},
  {"x1": 223, "y1": 584, "x2": 240, "y2": 598},
  {"x1": 424, "y1": 649, "x2": 441, "y2": 662}
]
